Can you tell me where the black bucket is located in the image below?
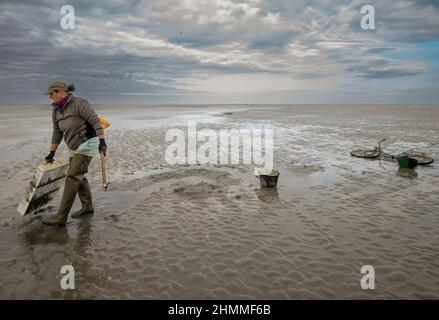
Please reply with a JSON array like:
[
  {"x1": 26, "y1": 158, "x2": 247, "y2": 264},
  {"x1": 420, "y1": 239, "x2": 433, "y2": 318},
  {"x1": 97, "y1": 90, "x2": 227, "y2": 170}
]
[{"x1": 259, "y1": 173, "x2": 279, "y2": 188}]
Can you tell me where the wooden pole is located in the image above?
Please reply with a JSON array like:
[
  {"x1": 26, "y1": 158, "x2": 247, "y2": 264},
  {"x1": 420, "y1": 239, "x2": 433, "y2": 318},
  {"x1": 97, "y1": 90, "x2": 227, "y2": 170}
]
[{"x1": 100, "y1": 152, "x2": 108, "y2": 191}]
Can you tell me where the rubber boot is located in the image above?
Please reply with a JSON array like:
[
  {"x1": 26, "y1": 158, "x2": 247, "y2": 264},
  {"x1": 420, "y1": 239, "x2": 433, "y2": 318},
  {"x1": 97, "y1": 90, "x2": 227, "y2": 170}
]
[
  {"x1": 71, "y1": 177, "x2": 94, "y2": 218},
  {"x1": 41, "y1": 154, "x2": 92, "y2": 226}
]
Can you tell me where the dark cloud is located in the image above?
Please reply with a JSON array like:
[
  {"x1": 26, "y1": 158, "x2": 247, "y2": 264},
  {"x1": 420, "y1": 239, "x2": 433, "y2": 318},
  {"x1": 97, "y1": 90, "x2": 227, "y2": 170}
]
[
  {"x1": 0, "y1": 0, "x2": 438, "y2": 104},
  {"x1": 413, "y1": 0, "x2": 439, "y2": 8},
  {"x1": 345, "y1": 56, "x2": 426, "y2": 79},
  {"x1": 358, "y1": 67, "x2": 425, "y2": 79},
  {"x1": 249, "y1": 30, "x2": 297, "y2": 53}
]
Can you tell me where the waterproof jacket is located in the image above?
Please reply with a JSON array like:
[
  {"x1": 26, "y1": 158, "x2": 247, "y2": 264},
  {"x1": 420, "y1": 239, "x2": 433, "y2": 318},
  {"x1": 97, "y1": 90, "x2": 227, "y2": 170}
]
[{"x1": 51, "y1": 95, "x2": 104, "y2": 150}]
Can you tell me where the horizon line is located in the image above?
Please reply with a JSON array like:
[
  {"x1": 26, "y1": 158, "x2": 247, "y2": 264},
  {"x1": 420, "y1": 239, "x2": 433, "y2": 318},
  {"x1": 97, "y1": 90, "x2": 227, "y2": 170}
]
[{"x1": 1, "y1": 103, "x2": 439, "y2": 107}]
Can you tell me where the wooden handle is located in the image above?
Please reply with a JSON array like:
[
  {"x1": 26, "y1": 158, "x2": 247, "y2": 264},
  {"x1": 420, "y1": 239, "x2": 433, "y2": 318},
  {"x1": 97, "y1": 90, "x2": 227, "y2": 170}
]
[{"x1": 100, "y1": 152, "x2": 107, "y2": 188}]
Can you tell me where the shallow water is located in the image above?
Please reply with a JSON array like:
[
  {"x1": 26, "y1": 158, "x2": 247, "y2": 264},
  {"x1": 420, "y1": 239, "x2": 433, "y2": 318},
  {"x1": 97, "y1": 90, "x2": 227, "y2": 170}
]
[{"x1": 0, "y1": 104, "x2": 438, "y2": 299}]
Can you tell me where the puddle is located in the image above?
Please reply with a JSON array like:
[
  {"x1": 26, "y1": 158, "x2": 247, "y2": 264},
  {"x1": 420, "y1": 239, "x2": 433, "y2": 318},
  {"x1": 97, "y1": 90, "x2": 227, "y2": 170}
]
[
  {"x1": 200, "y1": 164, "x2": 345, "y2": 202},
  {"x1": 111, "y1": 167, "x2": 176, "y2": 184}
]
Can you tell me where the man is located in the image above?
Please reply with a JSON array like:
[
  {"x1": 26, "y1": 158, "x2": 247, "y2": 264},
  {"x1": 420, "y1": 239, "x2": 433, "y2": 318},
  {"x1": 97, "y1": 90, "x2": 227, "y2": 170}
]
[{"x1": 40, "y1": 82, "x2": 107, "y2": 226}]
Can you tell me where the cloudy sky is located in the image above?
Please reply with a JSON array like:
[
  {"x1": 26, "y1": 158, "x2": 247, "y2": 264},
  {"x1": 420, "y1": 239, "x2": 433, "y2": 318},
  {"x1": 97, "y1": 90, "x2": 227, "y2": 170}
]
[{"x1": 1, "y1": 0, "x2": 439, "y2": 104}]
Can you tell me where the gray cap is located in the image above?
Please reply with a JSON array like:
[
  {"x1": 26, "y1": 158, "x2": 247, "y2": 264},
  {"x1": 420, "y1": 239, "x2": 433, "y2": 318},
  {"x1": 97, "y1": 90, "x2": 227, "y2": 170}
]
[{"x1": 44, "y1": 82, "x2": 68, "y2": 95}]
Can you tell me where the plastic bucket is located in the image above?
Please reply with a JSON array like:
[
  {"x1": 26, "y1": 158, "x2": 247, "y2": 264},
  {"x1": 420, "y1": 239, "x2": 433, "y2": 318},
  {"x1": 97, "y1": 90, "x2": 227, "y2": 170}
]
[
  {"x1": 397, "y1": 155, "x2": 418, "y2": 168},
  {"x1": 259, "y1": 173, "x2": 279, "y2": 187}
]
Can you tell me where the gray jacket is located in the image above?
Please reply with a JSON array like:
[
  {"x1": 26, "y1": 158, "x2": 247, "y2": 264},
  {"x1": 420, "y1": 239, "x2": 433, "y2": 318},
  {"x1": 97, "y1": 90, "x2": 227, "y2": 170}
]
[{"x1": 51, "y1": 95, "x2": 104, "y2": 150}]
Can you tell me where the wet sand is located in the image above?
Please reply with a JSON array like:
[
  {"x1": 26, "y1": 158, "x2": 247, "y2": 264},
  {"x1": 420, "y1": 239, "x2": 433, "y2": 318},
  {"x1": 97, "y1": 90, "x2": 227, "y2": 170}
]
[{"x1": 0, "y1": 104, "x2": 439, "y2": 299}]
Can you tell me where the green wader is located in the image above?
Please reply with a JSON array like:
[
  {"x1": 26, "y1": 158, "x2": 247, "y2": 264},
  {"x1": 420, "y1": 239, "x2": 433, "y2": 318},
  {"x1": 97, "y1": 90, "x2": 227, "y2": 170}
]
[{"x1": 41, "y1": 153, "x2": 94, "y2": 226}]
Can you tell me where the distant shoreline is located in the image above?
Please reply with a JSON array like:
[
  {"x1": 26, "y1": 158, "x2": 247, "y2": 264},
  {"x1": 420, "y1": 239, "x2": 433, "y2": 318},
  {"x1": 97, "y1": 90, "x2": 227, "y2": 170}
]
[{"x1": 1, "y1": 103, "x2": 439, "y2": 108}]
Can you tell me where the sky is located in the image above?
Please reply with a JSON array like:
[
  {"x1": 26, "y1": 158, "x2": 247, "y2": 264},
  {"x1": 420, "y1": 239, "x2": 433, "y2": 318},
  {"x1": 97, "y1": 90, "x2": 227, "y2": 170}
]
[{"x1": 1, "y1": 0, "x2": 439, "y2": 104}]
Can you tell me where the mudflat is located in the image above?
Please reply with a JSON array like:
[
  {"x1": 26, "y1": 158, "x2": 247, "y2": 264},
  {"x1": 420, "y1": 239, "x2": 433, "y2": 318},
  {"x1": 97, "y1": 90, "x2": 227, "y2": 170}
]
[{"x1": 0, "y1": 104, "x2": 438, "y2": 299}]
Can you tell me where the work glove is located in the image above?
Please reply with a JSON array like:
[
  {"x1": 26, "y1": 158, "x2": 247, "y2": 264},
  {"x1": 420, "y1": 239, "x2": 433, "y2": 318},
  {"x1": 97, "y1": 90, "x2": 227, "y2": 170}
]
[
  {"x1": 45, "y1": 151, "x2": 55, "y2": 163},
  {"x1": 99, "y1": 138, "x2": 107, "y2": 156}
]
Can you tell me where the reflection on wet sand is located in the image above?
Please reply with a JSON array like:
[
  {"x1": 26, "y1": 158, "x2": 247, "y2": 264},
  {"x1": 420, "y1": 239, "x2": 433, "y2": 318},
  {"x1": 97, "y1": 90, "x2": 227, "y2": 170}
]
[
  {"x1": 256, "y1": 187, "x2": 279, "y2": 203},
  {"x1": 22, "y1": 222, "x2": 70, "y2": 245},
  {"x1": 396, "y1": 167, "x2": 418, "y2": 179}
]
